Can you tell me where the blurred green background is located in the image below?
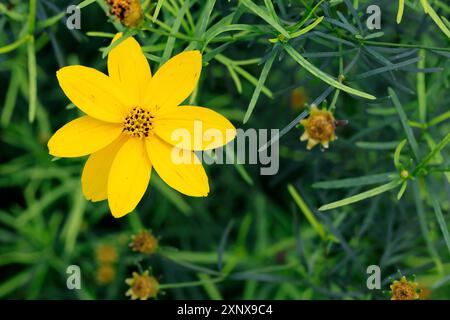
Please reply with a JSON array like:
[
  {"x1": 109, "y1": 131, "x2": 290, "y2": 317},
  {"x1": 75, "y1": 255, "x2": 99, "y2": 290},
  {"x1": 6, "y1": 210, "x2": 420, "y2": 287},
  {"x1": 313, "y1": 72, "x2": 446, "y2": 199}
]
[{"x1": 0, "y1": 0, "x2": 449, "y2": 299}]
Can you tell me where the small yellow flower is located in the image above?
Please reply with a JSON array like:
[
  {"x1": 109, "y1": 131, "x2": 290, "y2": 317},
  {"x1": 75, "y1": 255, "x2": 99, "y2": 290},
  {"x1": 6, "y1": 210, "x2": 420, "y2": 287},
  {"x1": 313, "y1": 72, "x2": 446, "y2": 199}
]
[
  {"x1": 106, "y1": 0, "x2": 143, "y2": 27},
  {"x1": 96, "y1": 264, "x2": 117, "y2": 285},
  {"x1": 125, "y1": 271, "x2": 159, "y2": 300},
  {"x1": 390, "y1": 276, "x2": 420, "y2": 300},
  {"x1": 48, "y1": 33, "x2": 236, "y2": 218},
  {"x1": 130, "y1": 230, "x2": 158, "y2": 254},
  {"x1": 96, "y1": 244, "x2": 118, "y2": 264},
  {"x1": 290, "y1": 87, "x2": 308, "y2": 112},
  {"x1": 299, "y1": 105, "x2": 337, "y2": 150}
]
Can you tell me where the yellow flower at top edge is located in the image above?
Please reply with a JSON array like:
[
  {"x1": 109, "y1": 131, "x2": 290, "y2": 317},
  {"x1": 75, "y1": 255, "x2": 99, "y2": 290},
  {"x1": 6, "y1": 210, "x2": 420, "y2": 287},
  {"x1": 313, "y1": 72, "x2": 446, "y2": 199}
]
[
  {"x1": 48, "y1": 33, "x2": 236, "y2": 218},
  {"x1": 390, "y1": 276, "x2": 420, "y2": 300},
  {"x1": 299, "y1": 105, "x2": 336, "y2": 150},
  {"x1": 106, "y1": 0, "x2": 143, "y2": 27}
]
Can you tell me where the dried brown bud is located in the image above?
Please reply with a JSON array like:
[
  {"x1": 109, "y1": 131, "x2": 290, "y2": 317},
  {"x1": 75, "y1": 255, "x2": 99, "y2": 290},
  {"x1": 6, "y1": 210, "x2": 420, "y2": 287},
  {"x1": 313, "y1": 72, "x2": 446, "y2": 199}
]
[{"x1": 129, "y1": 230, "x2": 158, "y2": 254}]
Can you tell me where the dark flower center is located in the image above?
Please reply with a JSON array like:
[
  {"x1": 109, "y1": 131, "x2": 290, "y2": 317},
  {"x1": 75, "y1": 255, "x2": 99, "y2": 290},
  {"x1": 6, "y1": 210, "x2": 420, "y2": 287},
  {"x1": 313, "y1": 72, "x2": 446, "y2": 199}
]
[
  {"x1": 123, "y1": 107, "x2": 154, "y2": 138},
  {"x1": 308, "y1": 114, "x2": 335, "y2": 141}
]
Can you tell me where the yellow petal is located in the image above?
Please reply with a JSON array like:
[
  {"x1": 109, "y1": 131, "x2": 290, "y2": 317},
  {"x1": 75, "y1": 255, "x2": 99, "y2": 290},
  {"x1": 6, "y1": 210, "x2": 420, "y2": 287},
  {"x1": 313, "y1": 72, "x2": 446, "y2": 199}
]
[
  {"x1": 300, "y1": 131, "x2": 309, "y2": 141},
  {"x1": 108, "y1": 33, "x2": 151, "y2": 106},
  {"x1": 57, "y1": 66, "x2": 130, "y2": 123},
  {"x1": 48, "y1": 116, "x2": 123, "y2": 157},
  {"x1": 143, "y1": 51, "x2": 202, "y2": 113},
  {"x1": 146, "y1": 136, "x2": 209, "y2": 197},
  {"x1": 306, "y1": 138, "x2": 319, "y2": 150},
  {"x1": 153, "y1": 106, "x2": 236, "y2": 151},
  {"x1": 108, "y1": 138, "x2": 152, "y2": 218},
  {"x1": 81, "y1": 135, "x2": 128, "y2": 202}
]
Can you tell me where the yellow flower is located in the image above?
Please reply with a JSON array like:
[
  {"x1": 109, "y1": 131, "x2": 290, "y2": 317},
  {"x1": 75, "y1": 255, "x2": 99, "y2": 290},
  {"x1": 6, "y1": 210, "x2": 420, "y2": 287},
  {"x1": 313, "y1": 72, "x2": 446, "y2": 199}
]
[
  {"x1": 106, "y1": 0, "x2": 143, "y2": 27},
  {"x1": 96, "y1": 244, "x2": 118, "y2": 264},
  {"x1": 290, "y1": 87, "x2": 308, "y2": 112},
  {"x1": 130, "y1": 230, "x2": 158, "y2": 254},
  {"x1": 390, "y1": 276, "x2": 420, "y2": 300},
  {"x1": 48, "y1": 33, "x2": 236, "y2": 218},
  {"x1": 96, "y1": 264, "x2": 117, "y2": 285},
  {"x1": 299, "y1": 105, "x2": 337, "y2": 150},
  {"x1": 125, "y1": 270, "x2": 159, "y2": 300}
]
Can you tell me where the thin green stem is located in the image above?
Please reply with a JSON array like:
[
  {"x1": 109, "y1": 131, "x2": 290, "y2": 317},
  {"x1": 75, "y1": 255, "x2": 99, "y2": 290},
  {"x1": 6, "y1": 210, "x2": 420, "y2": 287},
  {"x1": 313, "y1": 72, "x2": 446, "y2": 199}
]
[
  {"x1": 363, "y1": 40, "x2": 450, "y2": 52},
  {"x1": 159, "y1": 276, "x2": 225, "y2": 289}
]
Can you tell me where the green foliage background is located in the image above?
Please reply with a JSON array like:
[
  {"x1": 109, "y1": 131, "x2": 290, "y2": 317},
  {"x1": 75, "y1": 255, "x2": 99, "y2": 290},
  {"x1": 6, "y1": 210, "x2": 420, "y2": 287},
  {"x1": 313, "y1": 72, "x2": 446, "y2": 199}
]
[{"x1": 0, "y1": 0, "x2": 449, "y2": 299}]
